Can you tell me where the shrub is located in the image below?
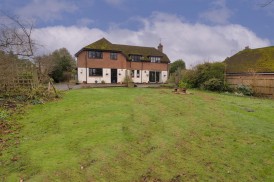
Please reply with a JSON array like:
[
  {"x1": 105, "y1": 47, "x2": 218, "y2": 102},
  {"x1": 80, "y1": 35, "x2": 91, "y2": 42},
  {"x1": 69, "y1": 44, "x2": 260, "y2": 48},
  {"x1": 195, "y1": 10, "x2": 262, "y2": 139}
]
[
  {"x1": 181, "y1": 69, "x2": 196, "y2": 88},
  {"x1": 101, "y1": 80, "x2": 106, "y2": 84},
  {"x1": 178, "y1": 81, "x2": 188, "y2": 88},
  {"x1": 236, "y1": 84, "x2": 254, "y2": 96},
  {"x1": 202, "y1": 78, "x2": 224, "y2": 91},
  {"x1": 182, "y1": 62, "x2": 226, "y2": 90},
  {"x1": 123, "y1": 74, "x2": 133, "y2": 84}
]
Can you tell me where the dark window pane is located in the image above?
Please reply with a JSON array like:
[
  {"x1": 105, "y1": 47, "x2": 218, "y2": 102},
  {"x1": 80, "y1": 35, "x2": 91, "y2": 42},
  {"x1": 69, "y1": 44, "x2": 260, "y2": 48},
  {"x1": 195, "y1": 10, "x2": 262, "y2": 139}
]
[
  {"x1": 150, "y1": 56, "x2": 161, "y2": 63},
  {"x1": 131, "y1": 55, "x2": 141, "y2": 62},
  {"x1": 89, "y1": 68, "x2": 103, "y2": 76},
  {"x1": 88, "y1": 51, "x2": 103, "y2": 59},
  {"x1": 110, "y1": 52, "x2": 117, "y2": 60},
  {"x1": 137, "y1": 70, "x2": 140, "y2": 78}
]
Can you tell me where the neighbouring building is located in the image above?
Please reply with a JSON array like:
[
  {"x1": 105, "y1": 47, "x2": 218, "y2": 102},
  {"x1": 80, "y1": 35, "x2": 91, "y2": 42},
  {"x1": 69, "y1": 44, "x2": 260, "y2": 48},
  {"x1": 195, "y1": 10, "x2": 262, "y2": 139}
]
[
  {"x1": 224, "y1": 46, "x2": 274, "y2": 97},
  {"x1": 75, "y1": 38, "x2": 170, "y2": 84}
]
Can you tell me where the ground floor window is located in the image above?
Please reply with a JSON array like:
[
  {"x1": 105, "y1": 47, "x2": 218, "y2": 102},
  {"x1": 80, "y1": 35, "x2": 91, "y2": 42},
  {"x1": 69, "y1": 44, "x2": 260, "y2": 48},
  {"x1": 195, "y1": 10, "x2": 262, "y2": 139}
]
[
  {"x1": 131, "y1": 70, "x2": 135, "y2": 77},
  {"x1": 149, "y1": 71, "x2": 160, "y2": 82},
  {"x1": 89, "y1": 68, "x2": 103, "y2": 76},
  {"x1": 136, "y1": 70, "x2": 140, "y2": 78}
]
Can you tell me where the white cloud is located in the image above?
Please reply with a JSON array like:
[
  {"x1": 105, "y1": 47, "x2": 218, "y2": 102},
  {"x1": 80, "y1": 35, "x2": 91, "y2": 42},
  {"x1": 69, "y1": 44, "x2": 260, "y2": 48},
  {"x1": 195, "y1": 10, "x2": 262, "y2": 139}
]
[
  {"x1": 32, "y1": 26, "x2": 107, "y2": 55},
  {"x1": 200, "y1": 0, "x2": 233, "y2": 24},
  {"x1": 32, "y1": 12, "x2": 270, "y2": 68},
  {"x1": 17, "y1": 0, "x2": 78, "y2": 22}
]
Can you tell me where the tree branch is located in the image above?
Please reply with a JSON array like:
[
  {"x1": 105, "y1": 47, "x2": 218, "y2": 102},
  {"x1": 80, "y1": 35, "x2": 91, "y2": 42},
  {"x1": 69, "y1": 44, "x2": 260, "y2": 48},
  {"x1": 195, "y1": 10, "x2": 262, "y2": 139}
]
[
  {"x1": 0, "y1": 11, "x2": 36, "y2": 57},
  {"x1": 260, "y1": 0, "x2": 274, "y2": 7}
]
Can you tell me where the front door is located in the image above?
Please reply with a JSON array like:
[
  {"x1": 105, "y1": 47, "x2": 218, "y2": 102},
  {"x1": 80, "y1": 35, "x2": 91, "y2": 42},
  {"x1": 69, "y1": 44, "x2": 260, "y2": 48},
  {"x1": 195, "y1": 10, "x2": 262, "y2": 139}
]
[
  {"x1": 149, "y1": 71, "x2": 160, "y2": 83},
  {"x1": 111, "y1": 69, "x2": 117, "y2": 83}
]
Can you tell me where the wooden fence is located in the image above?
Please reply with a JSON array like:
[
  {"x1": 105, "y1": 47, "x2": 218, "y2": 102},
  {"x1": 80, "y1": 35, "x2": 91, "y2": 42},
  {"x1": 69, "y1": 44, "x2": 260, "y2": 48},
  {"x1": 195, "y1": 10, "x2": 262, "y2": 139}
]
[
  {"x1": 226, "y1": 73, "x2": 274, "y2": 98},
  {"x1": 0, "y1": 60, "x2": 39, "y2": 92}
]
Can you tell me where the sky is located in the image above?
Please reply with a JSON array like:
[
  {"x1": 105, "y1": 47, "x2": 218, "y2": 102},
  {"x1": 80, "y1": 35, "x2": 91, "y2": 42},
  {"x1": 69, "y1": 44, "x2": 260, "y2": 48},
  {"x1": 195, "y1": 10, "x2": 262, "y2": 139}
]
[{"x1": 1, "y1": 0, "x2": 273, "y2": 67}]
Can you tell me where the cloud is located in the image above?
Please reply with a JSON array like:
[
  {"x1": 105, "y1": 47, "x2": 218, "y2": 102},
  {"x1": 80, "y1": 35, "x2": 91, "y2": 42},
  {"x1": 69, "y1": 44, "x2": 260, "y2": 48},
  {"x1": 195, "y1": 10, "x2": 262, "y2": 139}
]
[
  {"x1": 32, "y1": 12, "x2": 270, "y2": 68},
  {"x1": 32, "y1": 26, "x2": 107, "y2": 55},
  {"x1": 17, "y1": 0, "x2": 78, "y2": 22},
  {"x1": 200, "y1": 0, "x2": 233, "y2": 24}
]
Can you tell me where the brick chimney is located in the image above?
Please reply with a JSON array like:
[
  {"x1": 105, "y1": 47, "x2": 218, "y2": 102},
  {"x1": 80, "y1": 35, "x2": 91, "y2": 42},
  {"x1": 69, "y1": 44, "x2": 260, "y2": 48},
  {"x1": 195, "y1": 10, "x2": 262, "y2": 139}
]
[{"x1": 158, "y1": 43, "x2": 163, "y2": 52}]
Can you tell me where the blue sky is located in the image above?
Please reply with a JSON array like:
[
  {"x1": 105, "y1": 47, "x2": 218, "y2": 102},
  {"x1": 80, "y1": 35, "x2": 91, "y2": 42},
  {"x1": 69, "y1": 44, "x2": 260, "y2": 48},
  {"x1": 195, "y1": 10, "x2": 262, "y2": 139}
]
[{"x1": 1, "y1": 0, "x2": 273, "y2": 67}]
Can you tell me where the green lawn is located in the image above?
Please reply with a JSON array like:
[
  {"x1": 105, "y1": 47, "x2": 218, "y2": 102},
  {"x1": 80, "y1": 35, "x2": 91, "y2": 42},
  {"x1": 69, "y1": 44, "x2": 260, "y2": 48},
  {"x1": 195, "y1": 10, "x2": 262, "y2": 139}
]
[{"x1": 1, "y1": 88, "x2": 274, "y2": 181}]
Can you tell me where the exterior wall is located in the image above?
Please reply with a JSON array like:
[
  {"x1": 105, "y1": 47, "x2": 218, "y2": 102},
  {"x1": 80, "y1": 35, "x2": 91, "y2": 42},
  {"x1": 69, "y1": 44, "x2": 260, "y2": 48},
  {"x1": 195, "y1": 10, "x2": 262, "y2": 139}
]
[
  {"x1": 161, "y1": 71, "x2": 168, "y2": 83},
  {"x1": 126, "y1": 62, "x2": 168, "y2": 83},
  {"x1": 78, "y1": 68, "x2": 109, "y2": 83},
  {"x1": 127, "y1": 62, "x2": 168, "y2": 71},
  {"x1": 226, "y1": 74, "x2": 274, "y2": 98},
  {"x1": 77, "y1": 50, "x2": 169, "y2": 84},
  {"x1": 117, "y1": 69, "x2": 127, "y2": 83},
  {"x1": 128, "y1": 70, "x2": 168, "y2": 83},
  {"x1": 78, "y1": 67, "x2": 127, "y2": 83},
  {"x1": 77, "y1": 67, "x2": 87, "y2": 83},
  {"x1": 77, "y1": 51, "x2": 127, "y2": 69},
  {"x1": 141, "y1": 70, "x2": 149, "y2": 83}
]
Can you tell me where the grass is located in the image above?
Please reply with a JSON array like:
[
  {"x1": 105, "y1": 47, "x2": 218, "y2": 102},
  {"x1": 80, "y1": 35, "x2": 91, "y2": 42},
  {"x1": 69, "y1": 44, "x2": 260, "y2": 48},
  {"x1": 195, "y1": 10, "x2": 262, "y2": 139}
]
[{"x1": 1, "y1": 88, "x2": 274, "y2": 181}]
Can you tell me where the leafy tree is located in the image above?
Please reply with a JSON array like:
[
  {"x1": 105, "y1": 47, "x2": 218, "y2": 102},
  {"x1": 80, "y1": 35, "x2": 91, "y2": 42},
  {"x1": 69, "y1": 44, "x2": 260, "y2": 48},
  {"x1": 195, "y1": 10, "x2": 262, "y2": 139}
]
[
  {"x1": 169, "y1": 59, "x2": 186, "y2": 74},
  {"x1": 182, "y1": 62, "x2": 226, "y2": 91},
  {"x1": 36, "y1": 48, "x2": 76, "y2": 83}
]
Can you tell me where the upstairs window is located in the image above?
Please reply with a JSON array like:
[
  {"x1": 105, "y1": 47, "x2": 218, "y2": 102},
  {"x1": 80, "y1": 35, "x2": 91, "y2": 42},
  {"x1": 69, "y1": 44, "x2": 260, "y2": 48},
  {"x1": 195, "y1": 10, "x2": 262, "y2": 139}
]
[
  {"x1": 131, "y1": 55, "x2": 142, "y2": 62},
  {"x1": 88, "y1": 51, "x2": 103, "y2": 59},
  {"x1": 110, "y1": 52, "x2": 117, "y2": 60},
  {"x1": 89, "y1": 68, "x2": 103, "y2": 76},
  {"x1": 150, "y1": 56, "x2": 161, "y2": 63}
]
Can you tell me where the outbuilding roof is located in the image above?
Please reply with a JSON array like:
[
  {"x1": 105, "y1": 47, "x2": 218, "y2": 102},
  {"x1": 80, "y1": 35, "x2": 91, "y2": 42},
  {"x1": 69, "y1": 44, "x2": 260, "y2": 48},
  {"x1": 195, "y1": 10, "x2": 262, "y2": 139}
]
[{"x1": 224, "y1": 46, "x2": 274, "y2": 73}]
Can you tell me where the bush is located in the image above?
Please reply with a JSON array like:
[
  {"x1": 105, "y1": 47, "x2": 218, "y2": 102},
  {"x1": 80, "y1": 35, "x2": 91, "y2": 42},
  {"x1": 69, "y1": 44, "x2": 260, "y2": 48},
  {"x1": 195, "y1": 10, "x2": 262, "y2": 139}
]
[
  {"x1": 178, "y1": 81, "x2": 188, "y2": 88},
  {"x1": 202, "y1": 78, "x2": 224, "y2": 91},
  {"x1": 123, "y1": 74, "x2": 133, "y2": 84},
  {"x1": 182, "y1": 62, "x2": 226, "y2": 90},
  {"x1": 236, "y1": 84, "x2": 254, "y2": 96},
  {"x1": 0, "y1": 85, "x2": 60, "y2": 104}
]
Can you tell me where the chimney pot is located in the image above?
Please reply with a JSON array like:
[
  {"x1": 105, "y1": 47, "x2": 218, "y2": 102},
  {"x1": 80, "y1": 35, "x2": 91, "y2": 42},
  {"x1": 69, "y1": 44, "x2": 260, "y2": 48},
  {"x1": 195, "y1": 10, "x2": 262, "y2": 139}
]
[{"x1": 158, "y1": 43, "x2": 163, "y2": 52}]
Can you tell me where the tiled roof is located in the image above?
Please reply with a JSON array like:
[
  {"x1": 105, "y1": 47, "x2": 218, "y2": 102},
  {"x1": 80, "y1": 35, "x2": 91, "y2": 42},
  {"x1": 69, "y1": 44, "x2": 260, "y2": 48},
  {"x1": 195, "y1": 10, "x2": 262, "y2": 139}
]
[
  {"x1": 224, "y1": 46, "x2": 274, "y2": 73},
  {"x1": 76, "y1": 38, "x2": 170, "y2": 63}
]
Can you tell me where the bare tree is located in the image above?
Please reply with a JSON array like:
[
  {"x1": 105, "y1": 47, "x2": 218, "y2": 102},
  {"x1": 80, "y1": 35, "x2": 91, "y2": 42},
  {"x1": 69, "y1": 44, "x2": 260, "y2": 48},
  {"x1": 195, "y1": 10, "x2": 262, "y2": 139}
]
[
  {"x1": 0, "y1": 12, "x2": 35, "y2": 57},
  {"x1": 260, "y1": 0, "x2": 274, "y2": 7}
]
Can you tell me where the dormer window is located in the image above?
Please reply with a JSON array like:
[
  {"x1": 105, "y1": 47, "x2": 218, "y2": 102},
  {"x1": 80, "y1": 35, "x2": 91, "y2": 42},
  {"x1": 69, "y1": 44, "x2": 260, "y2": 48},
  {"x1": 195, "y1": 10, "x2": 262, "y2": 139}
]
[
  {"x1": 131, "y1": 55, "x2": 142, "y2": 62},
  {"x1": 88, "y1": 51, "x2": 103, "y2": 59},
  {"x1": 150, "y1": 56, "x2": 161, "y2": 63}
]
